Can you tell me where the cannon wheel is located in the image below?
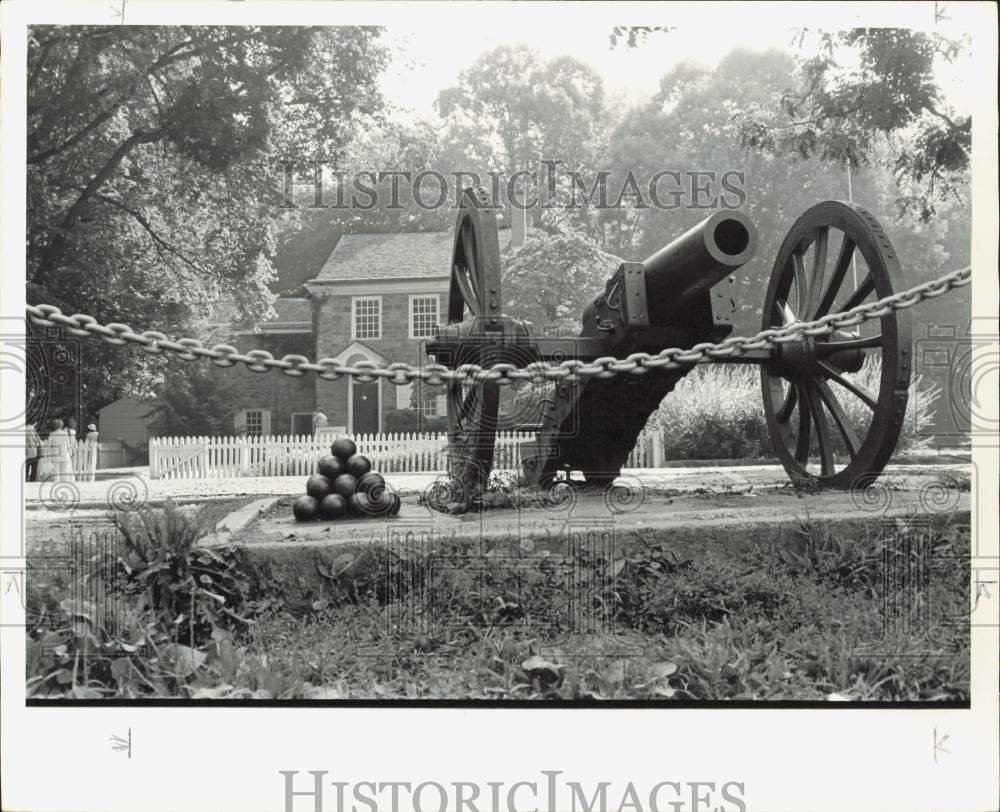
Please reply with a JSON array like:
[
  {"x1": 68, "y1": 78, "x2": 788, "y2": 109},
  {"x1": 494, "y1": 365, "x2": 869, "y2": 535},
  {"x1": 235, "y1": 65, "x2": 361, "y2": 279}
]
[
  {"x1": 761, "y1": 201, "x2": 911, "y2": 488},
  {"x1": 445, "y1": 188, "x2": 502, "y2": 501}
]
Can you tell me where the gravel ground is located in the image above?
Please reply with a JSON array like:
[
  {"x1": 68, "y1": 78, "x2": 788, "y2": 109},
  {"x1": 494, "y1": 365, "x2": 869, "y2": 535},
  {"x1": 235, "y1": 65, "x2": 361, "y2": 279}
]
[
  {"x1": 23, "y1": 462, "x2": 969, "y2": 510},
  {"x1": 20, "y1": 462, "x2": 968, "y2": 559}
]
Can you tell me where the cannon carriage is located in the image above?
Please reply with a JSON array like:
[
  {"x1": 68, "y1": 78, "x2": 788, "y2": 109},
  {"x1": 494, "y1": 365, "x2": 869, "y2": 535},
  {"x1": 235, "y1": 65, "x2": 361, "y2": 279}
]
[{"x1": 427, "y1": 187, "x2": 910, "y2": 503}]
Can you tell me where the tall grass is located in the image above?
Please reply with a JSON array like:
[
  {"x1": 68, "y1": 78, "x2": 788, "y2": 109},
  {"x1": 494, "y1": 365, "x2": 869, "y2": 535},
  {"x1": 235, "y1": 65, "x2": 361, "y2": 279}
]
[{"x1": 653, "y1": 360, "x2": 940, "y2": 461}]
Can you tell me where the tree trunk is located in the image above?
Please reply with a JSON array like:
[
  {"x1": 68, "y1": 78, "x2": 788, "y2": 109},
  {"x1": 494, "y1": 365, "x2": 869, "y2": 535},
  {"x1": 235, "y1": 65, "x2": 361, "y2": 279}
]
[{"x1": 31, "y1": 128, "x2": 164, "y2": 288}]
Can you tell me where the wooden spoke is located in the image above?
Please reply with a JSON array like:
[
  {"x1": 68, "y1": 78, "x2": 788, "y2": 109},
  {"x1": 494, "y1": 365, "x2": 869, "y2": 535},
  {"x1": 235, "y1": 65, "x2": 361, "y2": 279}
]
[
  {"x1": 794, "y1": 384, "x2": 811, "y2": 464},
  {"x1": 805, "y1": 226, "x2": 828, "y2": 319},
  {"x1": 453, "y1": 384, "x2": 478, "y2": 420},
  {"x1": 774, "y1": 299, "x2": 797, "y2": 326},
  {"x1": 445, "y1": 187, "x2": 504, "y2": 502},
  {"x1": 776, "y1": 382, "x2": 797, "y2": 422},
  {"x1": 803, "y1": 382, "x2": 835, "y2": 476},
  {"x1": 791, "y1": 252, "x2": 807, "y2": 314},
  {"x1": 460, "y1": 221, "x2": 482, "y2": 304},
  {"x1": 761, "y1": 201, "x2": 909, "y2": 487},
  {"x1": 815, "y1": 236, "x2": 855, "y2": 318},
  {"x1": 815, "y1": 379, "x2": 862, "y2": 458},
  {"x1": 454, "y1": 265, "x2": 480, "y2": 315},
  {"x1": 816, "y1": 334, "x2": 883, "y2": 353},
  {"x1": 817, "y1": 360, "x2": 878, "y2": 410},
  {"x1": 841, "y1": 271, "x2": 875, "y2": 312}
]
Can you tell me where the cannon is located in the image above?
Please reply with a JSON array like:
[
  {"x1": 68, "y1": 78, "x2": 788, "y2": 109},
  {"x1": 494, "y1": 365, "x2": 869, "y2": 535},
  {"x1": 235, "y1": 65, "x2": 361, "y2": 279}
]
[{"x1": 428, "y1": 187, "x2": 910, "y2": 502}]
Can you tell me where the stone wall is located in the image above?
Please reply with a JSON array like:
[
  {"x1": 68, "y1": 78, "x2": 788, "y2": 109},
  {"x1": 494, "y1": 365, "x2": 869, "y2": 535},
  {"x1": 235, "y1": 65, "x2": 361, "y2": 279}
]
[
  {"x1": 217, "y1": 332, "x2": 315, "y2": 436},
  {"x1": 313, "y1": 290, "x2": 444, "y2": 432}
]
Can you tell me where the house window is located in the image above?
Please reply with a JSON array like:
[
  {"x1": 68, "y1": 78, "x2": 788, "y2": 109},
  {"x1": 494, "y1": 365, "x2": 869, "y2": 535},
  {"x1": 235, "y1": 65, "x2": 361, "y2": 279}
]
[
  {"x1": 395, "y1": 383, "x2": 413, "y2": 410},
  {"x1": 419, "y1": 395, "x2": 447, "y2": 419},
  {"x1": 244, "y1": 410, "x2": 264, "y2": 436},
  {"x1": 235, "y1": 409, "x2": 270, "y2": 436},
  {"x1": 352, "y1": 296, "x2": 381, "y2": 340},
  {"x1": 409, "y1": 295, "x2": 440, "y2": 339}
]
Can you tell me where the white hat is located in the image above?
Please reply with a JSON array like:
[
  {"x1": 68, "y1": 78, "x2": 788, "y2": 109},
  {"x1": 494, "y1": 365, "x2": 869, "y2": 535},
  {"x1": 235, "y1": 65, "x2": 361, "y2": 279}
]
[{"x1": 87, "y1": 424, "x2": 97, "y2": 431}]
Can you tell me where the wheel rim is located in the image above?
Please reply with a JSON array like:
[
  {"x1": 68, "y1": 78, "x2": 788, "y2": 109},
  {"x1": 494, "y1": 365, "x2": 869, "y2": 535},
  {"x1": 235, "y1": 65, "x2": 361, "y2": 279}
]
[
  {"x1": 761, "y1": 201, "x2": 911, "y2": 488},
  {"x1": 449, "y1": 187, "x2": 502, "y2": 325},
  {"x1": 446, "y1": 188, "x2": 502, "y2": 497}
]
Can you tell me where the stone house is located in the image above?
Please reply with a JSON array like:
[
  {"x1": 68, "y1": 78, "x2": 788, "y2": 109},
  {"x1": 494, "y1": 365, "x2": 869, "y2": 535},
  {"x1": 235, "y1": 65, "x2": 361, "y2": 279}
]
[{"x1": 102, "y1": 223, "x2": 519, "y2": 440}]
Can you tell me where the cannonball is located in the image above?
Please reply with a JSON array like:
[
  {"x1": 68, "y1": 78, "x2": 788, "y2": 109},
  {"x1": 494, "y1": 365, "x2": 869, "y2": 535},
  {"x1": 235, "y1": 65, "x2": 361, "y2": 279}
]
[
  {"x1": 292, "y1": 495, "x2": 320, "y2": 522},
  {"x1": 330, "y1": 437, "x2": 357, "y2": 461},
  {"x1": 332, "y1": 473, "x2": 358, "y2": 499},
  {"x1": 305, "y1": 474, "x2": 333, "y2": 501},
  {"x1": 344, "y1": 453, "x2": 372, "y2": 479},
  {"x1": 317, "y1": 454, "x2": 343, "y2": 480},
  {"x1": 356, "y1": 470, "x2": 386, "y2": 499},
  {"x1": 386, "y1": 492, "x2": 402, "y2": 517},
  {"x1": 319, "y1": 493, "x2": 348, "y2": 520},
  {"x1": 348, "y1": 491, "x2": 373, "y2": 516},
  {"x1": 364, "y1": 488, "x2": 391, "y2": 514}
]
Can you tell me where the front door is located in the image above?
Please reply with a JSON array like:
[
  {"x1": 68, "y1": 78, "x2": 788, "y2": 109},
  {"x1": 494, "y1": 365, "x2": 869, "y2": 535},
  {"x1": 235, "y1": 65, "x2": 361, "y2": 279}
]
[
  {"x1": 291, "y1": 413, "x2": 312, "y2": 436},
  {"x1": 352, "y1": 381, "x2": 379, "y2": 435}
]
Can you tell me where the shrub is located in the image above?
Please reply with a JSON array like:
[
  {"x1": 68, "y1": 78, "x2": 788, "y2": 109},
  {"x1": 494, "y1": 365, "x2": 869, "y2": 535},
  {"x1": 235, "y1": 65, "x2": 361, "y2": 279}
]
[
  {"x1": 653, "y1": 360, "x2": 940, "y2": 460},
  {"x1": 26, "y1": 501, "x2": 259, "y2": 698},
  {"x1": 26, "y1": 594, "x2": 205, "y2": 698},
  {"x1": 384, "y1": 408, "x2": 448, "y2": 434},
  {"x1": 111, "y1": 500, "x2": 253, "y2": 647}
]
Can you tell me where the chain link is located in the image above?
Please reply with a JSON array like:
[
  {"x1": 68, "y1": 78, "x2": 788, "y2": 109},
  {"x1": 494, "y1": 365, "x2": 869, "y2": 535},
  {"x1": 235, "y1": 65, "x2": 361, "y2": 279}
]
[{"x1": 25, "y1": 266, "x2": 971, "y2": 387}]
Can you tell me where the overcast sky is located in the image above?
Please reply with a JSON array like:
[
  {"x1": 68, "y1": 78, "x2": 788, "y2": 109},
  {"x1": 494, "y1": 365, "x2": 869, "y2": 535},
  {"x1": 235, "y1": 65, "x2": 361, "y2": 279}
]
[{"x1": 379, "y1": 21, "x2": 973, "y2": 122}]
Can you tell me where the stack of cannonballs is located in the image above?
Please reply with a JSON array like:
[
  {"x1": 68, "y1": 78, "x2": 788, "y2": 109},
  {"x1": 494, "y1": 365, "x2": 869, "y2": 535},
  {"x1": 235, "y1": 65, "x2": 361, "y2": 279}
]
[{"x1": 293, "y1": 437, "x2": 401, "y2": 522}]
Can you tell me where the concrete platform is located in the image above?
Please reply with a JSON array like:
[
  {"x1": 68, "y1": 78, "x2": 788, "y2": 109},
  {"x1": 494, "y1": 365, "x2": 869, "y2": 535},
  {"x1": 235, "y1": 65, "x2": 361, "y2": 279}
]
[
  {"x1": 21, "y1": 461, "x2": 970, "y2": 612},
  {"x1": 23, "y1": 459, "x2": 969, "y2": 508},
  {"x1": 223, "y1": 473, "x2": 971, "y2": 611}
]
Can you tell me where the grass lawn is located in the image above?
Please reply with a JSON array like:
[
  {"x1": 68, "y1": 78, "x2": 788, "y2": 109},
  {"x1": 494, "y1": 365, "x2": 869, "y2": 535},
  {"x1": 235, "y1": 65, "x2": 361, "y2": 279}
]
[
  {"x1": 25, "y1": 501, "x2": 970, "y2": 702},
  {"x1": 246, "y1": 524, "x2": 970, "y2": 701}
]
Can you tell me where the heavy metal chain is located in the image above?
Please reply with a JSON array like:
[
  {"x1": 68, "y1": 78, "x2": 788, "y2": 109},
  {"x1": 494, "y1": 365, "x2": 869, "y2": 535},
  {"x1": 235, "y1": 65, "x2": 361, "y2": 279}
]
[{"x1": 25, "y1": 265, "x2": 971, "y2": 387}]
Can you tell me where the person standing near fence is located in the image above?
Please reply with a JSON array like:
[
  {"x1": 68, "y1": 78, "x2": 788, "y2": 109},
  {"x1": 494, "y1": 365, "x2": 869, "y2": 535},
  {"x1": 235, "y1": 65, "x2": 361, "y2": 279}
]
[
  {"x1": 85, "y1": 423, "x2": 99, "y2": 443},
  {"x1": 312, "y1": 410, "x2": 328, "y2": 434},
  {"x1": 46, "y1": 418, "x2": 75, "y2": 481},
  {"x1": 64, "y1": 416, "x2": 79, "y2": 472},
  {"x1": 25, "y1": 422, "x2": 41, "y2": 482}
]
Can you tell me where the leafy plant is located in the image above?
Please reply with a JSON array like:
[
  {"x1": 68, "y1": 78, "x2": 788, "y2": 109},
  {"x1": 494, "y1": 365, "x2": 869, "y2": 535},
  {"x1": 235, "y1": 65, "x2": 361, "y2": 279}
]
[
  {"x1": 26, "y1": 589, "x2": 222, "y2": 699},
  {"x1": 653, "y1": 361, "x2": 940, "y2": 461},
  {"x1": 111, "y1": 500, "x2": 253, "y2": 647}
]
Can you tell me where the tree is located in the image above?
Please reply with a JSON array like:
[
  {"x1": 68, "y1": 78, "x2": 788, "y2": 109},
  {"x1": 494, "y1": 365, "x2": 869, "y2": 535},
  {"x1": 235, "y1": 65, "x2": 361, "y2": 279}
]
[
  {"x1": 144, "y1": 363, "x2": 234, "y2": 437},
  {"x1": 604, "y1": 49, "x2": 852, "y2": 332},
  {"x1": 601, "y1": 46, "x2": 970, "y2": 334},
  {"x1": 608, "y1": 26, "x2": 675, "y2": 49},
  {"x1": 26, "y1": 26, "x2": 389, "y2": 417},
  {"x1": 435, "y1": 44, "x2": 610, "y2": 234},
  {"x1": 732, "y1": 29, "x2": 970, "y2": 220},
  {"x1": 606, "y1": 35, "x2": 970, "y2": 440},
  {"x1": 269, "y1": 117, "x2": 454, "y2": 295},
  {"x1": 503, "y1": 231, "x2": 620, "y2": 334}
]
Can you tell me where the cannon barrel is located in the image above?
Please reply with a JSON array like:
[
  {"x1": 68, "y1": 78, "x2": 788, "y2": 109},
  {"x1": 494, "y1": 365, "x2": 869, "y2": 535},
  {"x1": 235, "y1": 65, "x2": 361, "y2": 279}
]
[{"x1": 641, "y1": 210, "x2": 757, "y2": 319}]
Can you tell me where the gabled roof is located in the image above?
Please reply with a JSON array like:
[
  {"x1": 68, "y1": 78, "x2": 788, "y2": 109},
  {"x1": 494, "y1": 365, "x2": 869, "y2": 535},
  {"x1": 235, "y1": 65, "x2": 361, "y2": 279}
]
[
  {"x1": 312, "y1": 229, "x2": 513, "y2": 283},
  {"x1": 207, "y1": 297, "x2": 311, "y2": 333},
  {"x1": 269, "y1": 298, "x2": 312, "y2": 323}
]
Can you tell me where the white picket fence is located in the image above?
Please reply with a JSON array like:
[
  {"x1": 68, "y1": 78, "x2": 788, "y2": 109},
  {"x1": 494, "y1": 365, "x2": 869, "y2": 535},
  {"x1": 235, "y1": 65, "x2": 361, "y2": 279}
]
[
  {"x1": 72, "y1": 440, "x2": 99, "y2": 481},
  {"x1": 149, "y1": 429, "x2": 663, "y2": 480},
  {"x1": 36, "y1": 440, "x2": 99, "y2": 482}
]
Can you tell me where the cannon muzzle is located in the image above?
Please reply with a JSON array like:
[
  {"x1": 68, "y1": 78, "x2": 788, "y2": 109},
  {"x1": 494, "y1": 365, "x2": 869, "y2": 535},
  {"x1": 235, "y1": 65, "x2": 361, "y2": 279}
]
[{"x1": 642, "y1": 210, "x2": 757, "y2": 319}]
